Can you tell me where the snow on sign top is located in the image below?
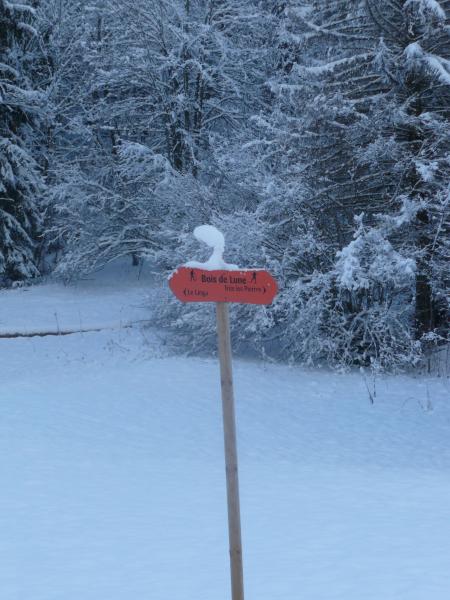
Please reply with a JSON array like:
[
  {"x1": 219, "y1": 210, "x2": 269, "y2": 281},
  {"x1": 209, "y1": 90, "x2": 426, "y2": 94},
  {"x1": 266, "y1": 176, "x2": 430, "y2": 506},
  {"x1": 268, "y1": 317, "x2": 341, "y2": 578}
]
[
  {"x1": 169, "y1": 225, "x2": 278, "y2": 305},
  {"x1": 194, "y1": 225, "x2": 224, "y2": 252},
  {"x1": 185, "y1": 224, "x2": 238, "y2": 271}
]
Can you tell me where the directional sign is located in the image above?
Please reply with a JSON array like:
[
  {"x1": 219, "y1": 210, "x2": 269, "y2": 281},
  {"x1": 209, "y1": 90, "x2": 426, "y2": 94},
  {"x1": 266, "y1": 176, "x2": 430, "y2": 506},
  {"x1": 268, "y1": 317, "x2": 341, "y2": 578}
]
[
  {"x1": 168, "y1": 224, "x2": 278, "y2": 600},
  {"x1": 169, "y1": 267, "x2": 278, "y2": 305}
]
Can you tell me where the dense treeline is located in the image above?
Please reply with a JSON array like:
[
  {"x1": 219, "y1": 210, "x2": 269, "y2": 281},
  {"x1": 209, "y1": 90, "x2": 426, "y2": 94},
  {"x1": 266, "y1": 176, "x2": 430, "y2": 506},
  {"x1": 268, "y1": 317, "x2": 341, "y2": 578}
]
[{"x1": 0, "y1": 0, "x2": 448, "y2": 370}]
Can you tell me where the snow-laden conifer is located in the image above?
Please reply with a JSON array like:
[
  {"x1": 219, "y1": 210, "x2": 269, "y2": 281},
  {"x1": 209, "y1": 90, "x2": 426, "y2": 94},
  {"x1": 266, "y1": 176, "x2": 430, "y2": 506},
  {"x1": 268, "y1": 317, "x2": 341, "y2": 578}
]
[{"x1": 0, "y1": 0, "x2": 43, "y2": 284}]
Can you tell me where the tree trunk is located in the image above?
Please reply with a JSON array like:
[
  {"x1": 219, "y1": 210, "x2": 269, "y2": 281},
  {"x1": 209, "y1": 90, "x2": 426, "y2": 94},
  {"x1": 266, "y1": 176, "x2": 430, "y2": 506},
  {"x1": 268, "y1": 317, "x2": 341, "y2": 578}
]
[{"x1": 415, "y1": 209, "x2": 434, "y2": 339}]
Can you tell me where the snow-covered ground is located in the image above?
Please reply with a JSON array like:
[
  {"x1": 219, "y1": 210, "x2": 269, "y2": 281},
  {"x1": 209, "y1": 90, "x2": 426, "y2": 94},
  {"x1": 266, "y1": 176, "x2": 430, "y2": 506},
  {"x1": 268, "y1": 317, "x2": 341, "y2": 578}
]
[
  {"x1": 1, "y1": 263, "x2": 449, "y2": 600},
  {"x1": 0, "y1": 260, "x2": 154, "y2": 335}
]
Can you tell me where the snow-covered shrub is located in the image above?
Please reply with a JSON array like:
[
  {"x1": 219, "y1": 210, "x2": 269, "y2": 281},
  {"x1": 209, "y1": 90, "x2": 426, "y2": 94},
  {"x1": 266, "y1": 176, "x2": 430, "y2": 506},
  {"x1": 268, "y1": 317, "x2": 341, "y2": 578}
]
[
  {"x1": 49, "y1": 145, "x2": 211, "y2": 280},
  {"x1": 250, "y1": 215, "x2": 421, "y2": 371},
  {"x1": 329, "y1": 216, "x2": 419, "y2": 369}
]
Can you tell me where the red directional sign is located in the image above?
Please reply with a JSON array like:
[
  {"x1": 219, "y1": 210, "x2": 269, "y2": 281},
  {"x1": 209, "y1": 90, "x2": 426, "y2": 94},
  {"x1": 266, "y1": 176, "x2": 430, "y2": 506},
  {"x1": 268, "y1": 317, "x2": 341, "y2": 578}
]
[{"x1": 169, "y1": 267, "x2": 278, "y2": 305}]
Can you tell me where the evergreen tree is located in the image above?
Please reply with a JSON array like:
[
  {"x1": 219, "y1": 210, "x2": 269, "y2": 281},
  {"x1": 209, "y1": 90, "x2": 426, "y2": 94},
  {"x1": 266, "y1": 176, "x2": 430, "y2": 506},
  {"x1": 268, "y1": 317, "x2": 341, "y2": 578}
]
[
  {"x1": 243, "y1": 0, "x2": 449, "y2": 369},
  {"x1": 367, "y1": 0, "x2": 450, "y2": 345},
  {"x1": 0, "y1": 0, "x2": 43, "y2": 284}
]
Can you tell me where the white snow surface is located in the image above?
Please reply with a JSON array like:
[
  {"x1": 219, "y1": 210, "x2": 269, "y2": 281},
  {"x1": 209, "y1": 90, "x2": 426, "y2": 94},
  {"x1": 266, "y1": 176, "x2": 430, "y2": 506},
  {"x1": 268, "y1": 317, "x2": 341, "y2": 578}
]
[
  {"x1": 184, "y1": 257, "x2": 240, "y2": 271},
  {"x1": 0, "y1": 260, "x2": 152, "y2": 335},
  {"x1": 194, "y1": 224, "x2": 225, "y2": 252},
  {"x1": 1, "y1": 262, "x2": 450, "y2": 600}
]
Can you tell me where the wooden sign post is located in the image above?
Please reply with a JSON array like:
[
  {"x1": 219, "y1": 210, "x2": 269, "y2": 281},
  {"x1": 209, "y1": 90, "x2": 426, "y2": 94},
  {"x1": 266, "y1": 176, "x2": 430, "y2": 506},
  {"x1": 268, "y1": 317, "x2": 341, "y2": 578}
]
[
  {"x1": 216, "y1": 301, "x2": 244, "y2": 600},
  {"x1": 169, "y1": 226, "x2": 278, "y2": 600}
]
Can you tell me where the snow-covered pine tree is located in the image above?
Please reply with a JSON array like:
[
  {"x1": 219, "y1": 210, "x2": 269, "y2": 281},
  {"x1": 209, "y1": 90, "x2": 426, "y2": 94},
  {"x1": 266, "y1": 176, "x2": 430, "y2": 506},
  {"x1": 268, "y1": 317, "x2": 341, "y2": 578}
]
[
  {"x1": 0, "y1": 0, "x2": 43, "y2": 284},
  {"x1": 367, "y1": 0, "x2": 450, "y2": 348},
  {"x1": 241, "y1": 1, "x2": 396, "y2": 367},
  {"x1": 242, "y1": 0, "x2": 449, "y2": 369},
  {"x1": 331, "y1": 0, "x2": 450, "y2": 362}
]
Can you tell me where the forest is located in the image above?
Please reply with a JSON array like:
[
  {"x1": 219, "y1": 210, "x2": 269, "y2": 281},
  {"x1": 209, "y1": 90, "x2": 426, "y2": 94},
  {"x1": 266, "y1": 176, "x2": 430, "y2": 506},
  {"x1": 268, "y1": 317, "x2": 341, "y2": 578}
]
[
  {"x1": 2, "y1": 4, "x2": 450, "y2": 598},
  {"x1": 1, "y1": 0, "x2": 449, "y2": 370}
]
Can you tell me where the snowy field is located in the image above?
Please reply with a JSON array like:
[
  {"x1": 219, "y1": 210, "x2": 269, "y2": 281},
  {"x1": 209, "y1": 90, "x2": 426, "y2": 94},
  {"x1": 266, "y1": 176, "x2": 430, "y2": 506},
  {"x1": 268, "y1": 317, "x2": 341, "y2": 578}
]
[{"x1": 1, "y1": 264, "x2": 450, "y2": 600}]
